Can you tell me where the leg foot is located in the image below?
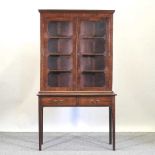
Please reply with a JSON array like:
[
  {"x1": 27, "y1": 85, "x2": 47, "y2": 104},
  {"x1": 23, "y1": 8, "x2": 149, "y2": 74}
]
[
  {"x1": 41, "y1": 107, "x2": 43, "y2": 145},
  {"x1": 112, "y1": 97, "x2": 115, "y2": 151},
  {"x1": 39, "y1": 144, "x2": 42, "y2": 151},
  {"x1": 109, "y1": 106, "x2": 112, "y2": 144}
]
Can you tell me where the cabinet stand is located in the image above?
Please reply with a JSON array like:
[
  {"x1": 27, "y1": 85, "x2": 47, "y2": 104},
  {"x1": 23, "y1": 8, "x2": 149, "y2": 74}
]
[{"x1": 38, "y1": 92, "x2": 116, "y2": 151}]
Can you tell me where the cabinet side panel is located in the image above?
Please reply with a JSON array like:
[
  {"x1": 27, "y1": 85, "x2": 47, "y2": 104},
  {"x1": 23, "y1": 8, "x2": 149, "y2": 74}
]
[
  {"x1": 40, "y1": 13, "x2": 46, "y2": 90},
  {"x1": 108, "y1": 15, "x2": 113, "y2": 90}
]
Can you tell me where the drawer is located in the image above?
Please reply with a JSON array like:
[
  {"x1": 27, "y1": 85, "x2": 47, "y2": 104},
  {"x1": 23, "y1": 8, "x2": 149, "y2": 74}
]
[
  {"x1": 40, "y1": 97, "x2": 76, "y2": 106},
  {"x1": 79, "y1": 97, "x2": 112, "y2": 106}
]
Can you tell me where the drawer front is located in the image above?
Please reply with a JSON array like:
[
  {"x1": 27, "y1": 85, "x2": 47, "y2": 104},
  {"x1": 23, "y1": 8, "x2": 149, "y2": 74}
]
[
  {"x1": 40, "y1": 97, "x2": 76, "y2": 106},
  {"x1": 79, "y1": 97, "x2": 112, "y2": 106}
]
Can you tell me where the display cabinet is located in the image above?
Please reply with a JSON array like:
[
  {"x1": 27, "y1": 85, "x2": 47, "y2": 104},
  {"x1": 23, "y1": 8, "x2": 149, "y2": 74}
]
[{"x1": 38, "y1": 10, "x2": 116, "y2": 151}]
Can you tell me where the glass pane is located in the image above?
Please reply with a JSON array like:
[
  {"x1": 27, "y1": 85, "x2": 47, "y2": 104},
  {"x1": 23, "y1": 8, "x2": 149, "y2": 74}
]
[
  {"x1": 79, "y1": 19, "x2": 107, "y2": 88},
  {"x1": 48, "y1": 72, "x2": 72, "y2": 87},
  {"x1": 80, "y1": 56, "x2": 105, "y2": 71},
  {"x1": 48, "y1": 21, "x2": 73, "y2": 36},
  {"x1": 80, "y1": 38, "x2": 105, "y2": 53},
  {"x1": 47, "y1": 21, "x2": 73, "y2": 88},
  {"x1": 48, "y1": 39, "x2": 72, "y2": 54},
  {"x1": 80, "y1": 20, "x2": 106, "y2": 37},
  {"x1": 48, "y1": 56, "x2": 72, "y2": 70},
  {"x1": 81, "y1": 73, "x2": 105, "y2": 87}
]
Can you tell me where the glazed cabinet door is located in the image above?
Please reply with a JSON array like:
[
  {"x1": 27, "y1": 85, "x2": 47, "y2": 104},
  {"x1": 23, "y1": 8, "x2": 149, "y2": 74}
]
[
  {"x1": 41, "y1": 16, "x2": 76, "y2": 90},
  {"x1": 77, "y1": 16, "x2": 112, "y2": 91}
]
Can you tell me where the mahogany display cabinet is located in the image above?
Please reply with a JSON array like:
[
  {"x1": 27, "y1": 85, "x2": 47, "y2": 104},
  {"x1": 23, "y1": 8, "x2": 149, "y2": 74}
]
[{"x1": 38, "y1": 10, "x2": 116, "y2": 151}]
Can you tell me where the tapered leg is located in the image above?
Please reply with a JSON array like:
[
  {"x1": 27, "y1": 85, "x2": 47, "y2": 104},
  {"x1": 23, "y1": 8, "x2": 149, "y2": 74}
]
[
  {"x1": 112, "y1": 97, "x2": 115, "y2": 151},
  {"x1": 109, "y1": 106, "x2": 112, "y2": 144},
  {"x1": 39, "y1": 103, "x2": 42, "y2": 151},
  {"x1": 41, "y1": 107, "x2": 43, "y2": 144}
]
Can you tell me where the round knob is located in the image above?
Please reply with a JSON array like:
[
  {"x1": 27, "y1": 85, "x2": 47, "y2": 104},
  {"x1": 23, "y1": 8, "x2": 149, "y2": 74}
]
[
  {"x1": 96, "y1": 99, "x2": 100, "y2": 102},
  {"x1": 90, "y1": 99, "x2": 94, "y2": 103},
  {"x1": 59, "y1": 99, "x2": 64, "y2": 103},
  {"x1": 90, "y1": 99, "x2": 96, "y2": 105}
]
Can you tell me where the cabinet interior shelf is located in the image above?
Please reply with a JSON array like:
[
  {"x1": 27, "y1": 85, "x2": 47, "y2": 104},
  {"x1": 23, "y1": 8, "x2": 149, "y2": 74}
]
[
  {"x1": 48, "y1": 36, "x2": 72, "y2": 39},
  {"x1": 82, "y1": 70, "x2": 104, "y2": 73},
  {"x1": 80, "y1": 36, "x2": 105, "y2": 39},
  {"x1": 48, "y1": 53, "x2": 71, "y2": 56},
  {"x1": 81, "y1": 53, "x2": 105, "y2": 56},
  {"x1": 48, "y1": 70, "x2": 72, "y2": 72}
]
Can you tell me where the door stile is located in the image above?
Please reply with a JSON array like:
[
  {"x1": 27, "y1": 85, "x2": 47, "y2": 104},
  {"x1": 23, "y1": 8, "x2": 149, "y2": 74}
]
[
  {"x1": 72, "y1": 17, "x2": 78, "y2": 90},
  {"x1": 74, "y1": 17, "x2": 81, "y2": 91}
]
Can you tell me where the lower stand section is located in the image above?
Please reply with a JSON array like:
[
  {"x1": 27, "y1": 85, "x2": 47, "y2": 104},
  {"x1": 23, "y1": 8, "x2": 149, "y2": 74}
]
[{"x1": 38, "y1": 93, "x2": 116, "y2": 151}]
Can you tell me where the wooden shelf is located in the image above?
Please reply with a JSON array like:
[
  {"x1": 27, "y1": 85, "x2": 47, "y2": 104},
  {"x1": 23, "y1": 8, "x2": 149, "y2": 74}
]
[
  {"x1": 48, "y1": 36, "x2": 72, "y2": 39},
  {"x1": 48, "y1": 70, "x2": 72, "y2": 73},
  {"x1": 48, "y1": 53, "x2": 71, "y2": 56},
  {"x1": 81, "y1": 53, "x2": 105, "y2": 56},
  {"x1": 82, "y1": 70, "x2": 104, "y2": 73},
  {"x1": 80, "y1": 36, "x2": 105, "y2": 39}
]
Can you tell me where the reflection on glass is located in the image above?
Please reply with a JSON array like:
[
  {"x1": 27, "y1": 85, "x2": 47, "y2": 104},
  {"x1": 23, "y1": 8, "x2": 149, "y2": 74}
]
[
  {"x1": 48, "y1": 21, "x2": 73, "y2": 36},
  {"x1": 48, "y1": 72, "x2": 72, "y2": 87},
  {"x1": 81, "y1": 72, "x2": 105, "y2": 87},
  {"x1": 48, "y1": 56, "x2": 72, "y2": 70}
]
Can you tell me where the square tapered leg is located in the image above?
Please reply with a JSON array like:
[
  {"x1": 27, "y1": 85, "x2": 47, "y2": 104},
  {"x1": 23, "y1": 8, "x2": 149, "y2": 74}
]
[
  {"x1": 112, "y1": 97, "x2": 115, "y2": 151},
  {"x1": 109, "y1": 106, "x2": 112, "y2": 144},
  {"x1": 39, "y1": 103, "x2": 42, "y2": 151}
]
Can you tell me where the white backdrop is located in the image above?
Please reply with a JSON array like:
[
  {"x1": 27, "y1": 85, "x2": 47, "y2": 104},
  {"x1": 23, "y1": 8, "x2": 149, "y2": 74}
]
[{"x1": 0, "y1": 0, "x2": 155, "y2": 132}]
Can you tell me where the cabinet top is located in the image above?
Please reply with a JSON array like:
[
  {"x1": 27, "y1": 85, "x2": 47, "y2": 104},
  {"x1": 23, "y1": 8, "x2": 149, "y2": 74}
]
[{"x1": 39, "y1": 9, "x2": 115, "y2": 14}]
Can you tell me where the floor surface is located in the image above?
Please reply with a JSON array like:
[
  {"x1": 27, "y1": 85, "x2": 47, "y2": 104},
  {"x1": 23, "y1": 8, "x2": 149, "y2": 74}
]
[{"x1": 0, "y1": 132, "x2": 155, "y2": 155}]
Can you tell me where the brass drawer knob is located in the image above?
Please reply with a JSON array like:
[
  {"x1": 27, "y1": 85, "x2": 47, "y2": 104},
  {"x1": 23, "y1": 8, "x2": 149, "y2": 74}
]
[
  {"x1": 90, "y1": 99, "x2": 96, "y2": 105},
  {"x1": 47, "y1": 99, "x2": 64, "y2": 104},
  {"x1": 90, "y1": 99, "x2": 100, "y2": 104},
  {"x1": 53, "y1": 99, "x2": 64, "y2": 103},
  {"x1": 90, "y1": 99, "x2": 94, "y2": 103},
  {"x1": 59, "y1": 99, "x2": 64, "y2": 103},
  {"x1": 96, "y1": 99, "x2": 100, "y2": 102}
]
